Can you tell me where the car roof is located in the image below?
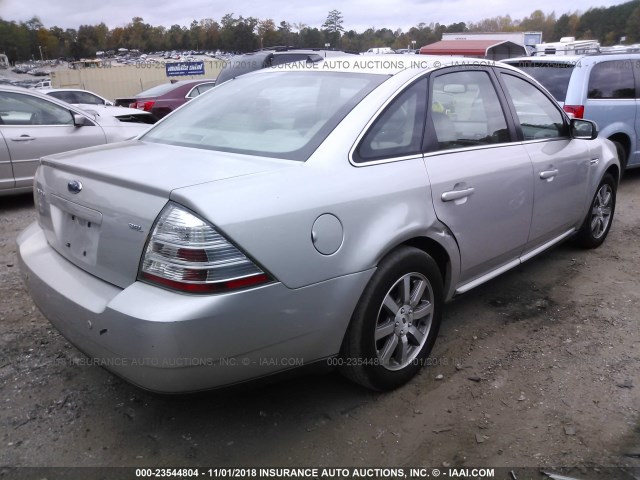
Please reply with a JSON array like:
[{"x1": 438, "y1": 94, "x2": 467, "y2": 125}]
[
  {"x1": 505, "y1": 52, "x2": 640, "y2": 64},
  {"x1": 504, "y1": 55, "x2": 584, "y2": 63},
  {"x1": 257, "y1": 54, "x2": 524, "y2": 76},
  {"x1": 40, "y1": 88, "x2": 90, "y2": 92},
  {"x1": 165, "y1": 79, "x2": 214, "y2": 87}
]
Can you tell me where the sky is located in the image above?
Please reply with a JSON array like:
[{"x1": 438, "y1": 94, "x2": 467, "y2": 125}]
[{"x1": 0, "y1": 0, "x2": 627, "y2": 32}]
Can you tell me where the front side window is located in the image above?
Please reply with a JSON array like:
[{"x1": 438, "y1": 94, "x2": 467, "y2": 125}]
[
  {"x1": 355, "y1": 78, "x2": 427, "y2": 162},
  {"x1": 143, "y1": 72, "x2": 386, "y2": 161},
  {"x1": 501, "y1": 74, "x2": 565, "y2": 140},
  {"x1": 0, "y1": 92, "x2": 74, "y2": 126},
  {"x1": 429, "y1": 70, "x2": 509, "y2": 151},
  {"x1": 588, "y1": 61, "x2": 635, "y2": 99}
]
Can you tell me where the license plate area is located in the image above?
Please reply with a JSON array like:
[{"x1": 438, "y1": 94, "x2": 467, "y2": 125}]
[{"x1": 50, "y1": 194, "x2": 102, "y2": 265}]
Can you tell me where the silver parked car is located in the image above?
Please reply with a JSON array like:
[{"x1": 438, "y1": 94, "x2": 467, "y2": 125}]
[
  {"x1": 0, "y1": 86, "x2": 149, "y2": 196},
  {"x1": 17, "y1": 56, "x2": 619, "y2": 393}
]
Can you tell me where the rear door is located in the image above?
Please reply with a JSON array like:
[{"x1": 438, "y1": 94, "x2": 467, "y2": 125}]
[
  {"x1": 423, "y1": 68, "x2": 534, "y2": 287},
  {"x1": 0, "y1": 91, "x2": 107, "y2": 189},
  {"x1": 498, "y1": 71, "x2": 590, "y2": 248}
]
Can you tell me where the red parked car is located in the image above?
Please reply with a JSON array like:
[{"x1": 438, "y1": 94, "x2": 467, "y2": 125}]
[{"x1": 128, "y1": 79, "x2": 216, "y2": 120}]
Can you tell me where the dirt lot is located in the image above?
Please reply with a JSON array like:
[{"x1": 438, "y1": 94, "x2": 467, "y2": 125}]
[{"x1": 1, "y1": 172, "x2": 639, "y2": 478}]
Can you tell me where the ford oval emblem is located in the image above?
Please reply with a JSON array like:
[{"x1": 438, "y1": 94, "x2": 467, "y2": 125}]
[{"x1": 67, "y1": 180, "x2": 83, "y2": 194}]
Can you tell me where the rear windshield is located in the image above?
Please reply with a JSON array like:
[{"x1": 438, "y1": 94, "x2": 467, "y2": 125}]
[
  {"x1": 135, "y1": 82, "x2": 183, "y2": 98},
  {"x1": 506, "y1": 61, "x2": 575, "y2": 102},
  {"x1": 215, "y1": 52, "x2": 271, "y2": 85},
  {"x1": 142, "y1": 71, "x2": 386, "y2": 161}
]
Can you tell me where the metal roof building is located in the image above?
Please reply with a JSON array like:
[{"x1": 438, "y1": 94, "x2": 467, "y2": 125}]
[{"x1": 419, "y1": 40, "x2": 528, "y2": 59}]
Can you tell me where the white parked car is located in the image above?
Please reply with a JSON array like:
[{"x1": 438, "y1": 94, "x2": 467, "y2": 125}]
[{"x1": 41, "y1": 88, "x2": 156, "y2": 125}]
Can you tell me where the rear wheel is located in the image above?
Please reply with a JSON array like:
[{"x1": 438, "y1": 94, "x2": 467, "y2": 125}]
[
  {"x1": 339, "y1": 247, "x2": 443, "y2": 391},
  {"x1": 576, "y1": 173, "x2": 616, "y2": 249}
]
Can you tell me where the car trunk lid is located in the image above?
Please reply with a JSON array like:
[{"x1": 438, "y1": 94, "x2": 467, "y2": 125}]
[{"x1": 35, "y1": 140, "x2": 292, "y2": 288}]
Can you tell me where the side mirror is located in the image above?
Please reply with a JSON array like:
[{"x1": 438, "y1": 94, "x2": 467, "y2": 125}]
[
  {"x1": 105, "y1": 100, "x2": 114, "y2": 106},
  {"x1": 73, "y1": 114, "x2": 91, "y2": 126},
  {"x1": 570, "y1": 118, "x2": 598, "y2": 140}
]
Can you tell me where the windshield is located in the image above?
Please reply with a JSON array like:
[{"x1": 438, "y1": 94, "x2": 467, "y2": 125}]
[
  {"x1": 506, "y1": 61, "x2": 575, "y2": 102},
  {"x1": 142, "y1": 71, "x2": 386, "y2": 161}
]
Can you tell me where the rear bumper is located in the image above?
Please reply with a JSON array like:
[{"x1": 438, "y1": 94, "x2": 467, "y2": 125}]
[{"x1": 17, "y1": 222, "x2": 373, "y2": 393}]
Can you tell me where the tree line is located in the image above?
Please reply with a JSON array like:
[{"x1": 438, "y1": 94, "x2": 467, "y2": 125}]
[{"x1": 1, "y1": 1, "x2": 640, "y2": 63}]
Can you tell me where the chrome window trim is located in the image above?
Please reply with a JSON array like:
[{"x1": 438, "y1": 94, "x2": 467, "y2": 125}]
[
  {"x1": 423, "y1": 140, "x2": 524, "y2": 158},
  {"x1": 349, "y1": 153, "x2": 424, "y2": 167}
]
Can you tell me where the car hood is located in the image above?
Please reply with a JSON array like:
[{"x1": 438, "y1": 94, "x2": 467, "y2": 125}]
[{"x1": 35, "y1": 141, "x2": 295, "y2": 288}]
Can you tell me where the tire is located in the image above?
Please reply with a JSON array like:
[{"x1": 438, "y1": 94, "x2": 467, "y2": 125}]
[
  {"x1": 339, "y1": 246, "x2": 443, "y2": 391},
  {"x1": 575, "y1": 173, "x2": 616, "y2": 249},
  {"x1": 612, "y1": 141, "x2": 628, "y2": 172}
]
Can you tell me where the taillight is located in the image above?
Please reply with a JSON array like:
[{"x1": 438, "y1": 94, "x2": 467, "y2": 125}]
[
  {"x1": 139, "y1": 203, "x2": 272, "y2": 294},
  {"x1": 141, "y1": 100, "x2": 155, "y2": 111},
  {"x1": 130, "y1": 100, "x2": 155, "y2": 111},
  {"x1": 563, "y1": 105, "x2": 584, "y2": 119}
]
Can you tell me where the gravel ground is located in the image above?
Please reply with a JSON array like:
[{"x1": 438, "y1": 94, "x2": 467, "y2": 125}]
[{"x1": 0, "y1": 171, "x2": 639, "y2": 478}]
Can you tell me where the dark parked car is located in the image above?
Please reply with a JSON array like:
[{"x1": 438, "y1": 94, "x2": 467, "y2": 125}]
[{"x1": 127, "y1": 79, "x2": 216, "y2": 120}]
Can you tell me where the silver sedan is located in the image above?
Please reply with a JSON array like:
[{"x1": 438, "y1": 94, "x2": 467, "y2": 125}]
[
  {"x1": 0, "y1": 86, "x2": 149, "y2": 196},
  {"x1": 17, "y1": 56, "x2": 619, "y2": 392}
]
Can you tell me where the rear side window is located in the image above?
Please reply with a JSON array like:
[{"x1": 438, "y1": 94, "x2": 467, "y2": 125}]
[
  {"x1": 355, "y1": 78, "x2": 427, "y2": 162},
  {"x1": 588, "y1": 61, "x2": 635, "y2": 99},
  {"x1": 501, "y1": 74, "x2": 565, "y2": 140}
]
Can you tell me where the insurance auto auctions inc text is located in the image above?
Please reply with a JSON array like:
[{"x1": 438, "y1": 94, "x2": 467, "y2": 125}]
[{"x1": 197, "y1": 467, "x2": 496, "y2": 478}]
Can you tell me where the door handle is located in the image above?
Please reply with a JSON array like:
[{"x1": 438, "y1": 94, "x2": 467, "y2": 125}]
[
  {"x1": 441, "y1": 187, "x2": 475, "y2": 202},
  {"x1": 539, "y1": 169, "x2": 559, "y2": 180},
  {"x1": 11, "y1": 135, "x2": 35, "y2": 142},
  {"x1": 590, "y1": 158, "x2": 599, "y2": 166}
]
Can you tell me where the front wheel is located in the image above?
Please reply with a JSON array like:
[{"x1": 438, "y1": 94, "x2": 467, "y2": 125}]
[
  {"x1": 339, "y1": 247, "x2": 443, "y2": 391},
  {"x1": 575, "y1": 173, "x2": 616, "y2": 249},
  {"x1": 612, "y1": 141, "x2": 627, "y2": 172}
]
